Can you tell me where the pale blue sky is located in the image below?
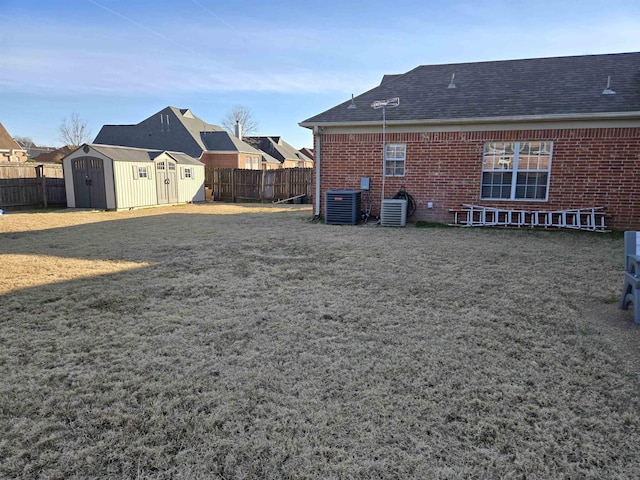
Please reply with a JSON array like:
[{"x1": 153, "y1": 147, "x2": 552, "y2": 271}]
[{"x1": 1, "y1": 0, "x2": 639, "y2": 149}]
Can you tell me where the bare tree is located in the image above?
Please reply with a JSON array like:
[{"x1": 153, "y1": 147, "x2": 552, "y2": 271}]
[
  {"x1": 58, "y1": 112, "x2": 92, "y2": 146},
  {"x1": 221, "y1": 105, "x2": 259, "y2": 137}
]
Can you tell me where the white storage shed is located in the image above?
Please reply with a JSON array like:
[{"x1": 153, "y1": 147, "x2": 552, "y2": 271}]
[{"x1": 62, "y1": 144, "x2": 205, "y2": 210}]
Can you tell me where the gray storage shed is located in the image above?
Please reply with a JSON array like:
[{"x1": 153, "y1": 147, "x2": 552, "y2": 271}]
[{"x1": 62, "y1": 144, "x2": 205, "y2": 210}]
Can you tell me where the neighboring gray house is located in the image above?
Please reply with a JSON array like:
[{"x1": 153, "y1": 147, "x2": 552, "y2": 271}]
[
  {"x1": 244, "y1": 136, "x2": 314, "y2": 168},
  {"x1": 94, "y1": 107, "x2": 223, "y2": 158},
  {"x1": 62, "y1": 144, "x2": 205, "y2": 210},
  {"x1": 94, "y1": 106, "x2": 280, "y2": 169}
]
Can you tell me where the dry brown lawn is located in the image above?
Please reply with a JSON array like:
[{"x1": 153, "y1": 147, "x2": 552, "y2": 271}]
[{"x1": 1, "y1": 203, "x2": 639, "y2": 479}]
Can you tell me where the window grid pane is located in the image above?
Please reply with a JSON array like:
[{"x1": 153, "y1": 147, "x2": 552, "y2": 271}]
[
  {"x1": 385, "y1": 143, "x2": 406, "y2": 177},
  {"x1": 481, "y1": 141, "x2": 551, "y2": 200}
]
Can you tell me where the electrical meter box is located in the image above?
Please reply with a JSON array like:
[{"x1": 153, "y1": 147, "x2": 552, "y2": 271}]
[{"x1": 360, "y1": 177, "x2": 370, "y2": 190}]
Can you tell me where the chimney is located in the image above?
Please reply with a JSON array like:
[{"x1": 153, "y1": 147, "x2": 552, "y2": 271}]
[{"x1": 235, "y1": 120, "x2": 242, "y2": 140}]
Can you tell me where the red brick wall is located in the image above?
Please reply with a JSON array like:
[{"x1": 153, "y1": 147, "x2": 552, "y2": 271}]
[
  {"x1": 315, "y1": 127, "x2": 640, "y2": 230},
  {"x1": 200, "y1": 152, "x2": 241, "y2": 169}
]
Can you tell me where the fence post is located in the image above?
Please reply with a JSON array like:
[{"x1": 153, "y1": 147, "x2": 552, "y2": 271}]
[
  {"x1": 42, "y1": 173, "x2": 48, "y2": 208},
  {"x1": 232, "y1": 168, "x2": 236, "y2": 202}
]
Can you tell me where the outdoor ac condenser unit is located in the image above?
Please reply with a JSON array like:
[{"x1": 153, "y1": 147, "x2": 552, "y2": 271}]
[
  {"x1": 325, "y1": 190, "x2": 362, "y2": 225},
  {"x1": 380, "y1": 199, "x2": 408, "y2": 227}
]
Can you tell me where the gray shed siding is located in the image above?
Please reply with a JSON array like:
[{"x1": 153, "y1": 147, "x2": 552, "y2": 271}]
[
  {"x1": 113, "y1": 160, "x2": 157, "y2": 209},
  {"x1": 63, "y1": 145, "x2": 205, "y2": 210}
]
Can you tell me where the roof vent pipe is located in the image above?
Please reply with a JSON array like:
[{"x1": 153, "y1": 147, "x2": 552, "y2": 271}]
[
  {"x1": 448, "y1": 73, "x2": 456, "y2": 89},
  {"x1": 347, "y1": 94, "x2": 357, "y2": 109},
  {"x1": 235, "y1": 120, "x2": 243, "y2": 140},
  {"x1": 602, "y1": 76, "x2": 616, "y2": 95}
]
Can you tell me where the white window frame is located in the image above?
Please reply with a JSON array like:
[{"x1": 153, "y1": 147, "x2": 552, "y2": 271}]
[
  {"x1": 138, "y1": 166, "x2": 148, "y2": 179},
  {"x1": 480, "y1": 141, "x2": 553, "y2": 201},
  {"x1": 385, "y1": 143, "x2": 406, "y2": 177},
  {"x1": 183, "y1": 167, "x2": 193, "y2": 179}
]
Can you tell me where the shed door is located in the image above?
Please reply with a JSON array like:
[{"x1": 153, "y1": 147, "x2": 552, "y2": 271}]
[
  {"x1": 156, "y1": 160, "x2": 178, "y2": 204},
  {"x1": 71, "y1": 157, "x2": 106, "y2": 209}
]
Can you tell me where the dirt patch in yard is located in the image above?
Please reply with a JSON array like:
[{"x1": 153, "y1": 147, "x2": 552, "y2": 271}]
[{"x1": 1, "y1": 203, "x2": 639, "y2": 479}]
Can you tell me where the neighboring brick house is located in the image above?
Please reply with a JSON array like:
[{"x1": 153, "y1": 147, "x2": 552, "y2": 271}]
[
  {"x1": 34, "y1": 145, "x2": 75, "y2": 164},
  {"x1": 199, "y1": 131, "x2": 280, "y2": 170},
  {"x1": 94, "y1": 106, "x2": 279, "y2": 169},
  {"x1": 0, "y1": 123, "x2": 28, "y2": 163},
  {"x1": 244, "y1": 136, "x2": 314, "y2": 168},
  {"x1": 299, "y1": 147, "x2": 314, "y2": 161},
  {"x1": 300, "y1": 52, "x2": 640, "y2": 230}
]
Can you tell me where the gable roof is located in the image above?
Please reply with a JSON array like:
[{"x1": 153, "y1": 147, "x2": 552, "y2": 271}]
[
  {"x1": 299, "y1": 147, "x2": 314, "y2": 159},
  {"x1": 0, "y1": 123, "x2": 24, "y2": 151},
  {"x1": 94, "y1": 106, "x2": 224, "y2": 157},
  {"x1": 244, "y1": 136, "x2": 314, "y2": 164},
  {"x1": 300, "y1": 52, "x2": 640, "y2": 128}
]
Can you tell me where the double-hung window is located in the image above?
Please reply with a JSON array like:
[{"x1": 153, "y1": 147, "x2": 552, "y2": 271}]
[
  {"x1": 481, "y1": 141, "x2": 552, "y2": 200},
  {"x1": 385, "y1": 143, "x2": 406, "y2": 176}
]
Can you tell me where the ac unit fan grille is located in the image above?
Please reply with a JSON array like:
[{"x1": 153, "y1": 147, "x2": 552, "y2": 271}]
[{"x1": 380, "y1": 199, "x2": 407, "y2": 227}]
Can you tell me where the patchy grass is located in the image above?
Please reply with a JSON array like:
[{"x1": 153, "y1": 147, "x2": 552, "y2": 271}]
[{"x1": 1, "y1": 203, "x2": 639, "y2": 479}]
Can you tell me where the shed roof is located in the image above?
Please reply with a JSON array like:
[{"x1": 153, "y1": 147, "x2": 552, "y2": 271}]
[
  {"x1": 78, "y1": 144, "x2": 203, "y2": 165},
  {"x1": 300, "y1": 52, "x2": 640, "y2": 127}
]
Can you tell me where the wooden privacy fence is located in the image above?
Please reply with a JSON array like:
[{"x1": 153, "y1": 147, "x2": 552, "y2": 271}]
[
  {"x1": 0, "y1": 164, "x2": 66, "y2": 210},
  {"x1": 205, "y1": 168, "x2": 313, "y2": 203}
]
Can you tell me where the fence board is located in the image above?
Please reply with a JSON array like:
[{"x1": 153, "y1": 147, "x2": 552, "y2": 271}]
[
  {"x1": 205, "y1": 168, "x2": 313, "y2": 203},
  {"x1": 0, "y1": 164, "x2": 63, "y2": 179},
  {"x1": 0, "y1": 163, "x2": 66, "y2": 209}
]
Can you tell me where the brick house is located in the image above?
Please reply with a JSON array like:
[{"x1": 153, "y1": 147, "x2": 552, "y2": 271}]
[
  {"x1": 244, "y1": 136, "x2": 314, "y2": 168},
  {"x1": 0, "y1": 123, "x2": 28, "y2": 163},
  {"x1": 300, "y1": 52, "x2": 640, "y2": 230}
]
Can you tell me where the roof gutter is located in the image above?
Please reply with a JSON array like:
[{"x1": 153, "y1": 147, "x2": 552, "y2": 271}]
[{"x1": 299, "y1": 111, "x2": 640, "y2": 129}]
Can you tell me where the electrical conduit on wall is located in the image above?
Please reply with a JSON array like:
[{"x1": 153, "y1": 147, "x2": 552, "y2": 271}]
[{"x1": 314, "y1": 126, "x2": 321, "y2": 217}]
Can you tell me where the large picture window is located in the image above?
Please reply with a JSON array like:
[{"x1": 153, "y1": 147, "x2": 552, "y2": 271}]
[
  {"x1": 385, "y1": 143, "x2": 405, "y2": 177},
  {"x1": 481, "y1": 141, "x2": 552, "y2": 200}
]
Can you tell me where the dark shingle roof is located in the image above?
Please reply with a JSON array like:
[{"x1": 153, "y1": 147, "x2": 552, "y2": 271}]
[
  {"x1": 201, "y1": 131, "x2": 264, "y2": 154},
  {"x1": 300, "y1": 52, "x2": 640, "y2": 127},
  {"x1": 94, "y1": 106, "x2": 223, "y2": 157},
  {"x1": 244, "y1": 136, "x2": 313, "y2": 163}
]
